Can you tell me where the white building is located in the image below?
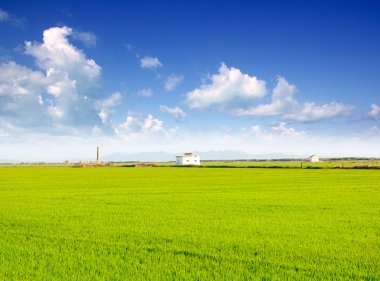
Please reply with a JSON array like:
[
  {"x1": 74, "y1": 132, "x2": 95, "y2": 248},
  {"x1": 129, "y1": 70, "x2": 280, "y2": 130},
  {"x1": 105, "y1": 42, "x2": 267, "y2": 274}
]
[
  {"x1": 309, "y1": 155, "x2": 320, "y2": 162},
  {"x1": 176, "y1": 153, "x2": 200, "y2": 166}
]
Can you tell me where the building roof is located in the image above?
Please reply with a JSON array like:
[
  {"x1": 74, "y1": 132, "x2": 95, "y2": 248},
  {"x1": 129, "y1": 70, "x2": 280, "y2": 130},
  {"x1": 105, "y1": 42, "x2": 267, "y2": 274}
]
[{"x1": 176, "y1": 153, "x2": 199, "y2": 157}]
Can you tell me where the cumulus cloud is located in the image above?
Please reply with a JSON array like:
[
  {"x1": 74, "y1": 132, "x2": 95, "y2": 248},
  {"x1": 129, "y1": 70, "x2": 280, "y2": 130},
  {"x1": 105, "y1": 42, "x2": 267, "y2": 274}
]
[
  {"x1": 23, "y1": 26, "x2": 102, "y2": 126},
  {"x1": 24, "y1": 26, "x2": 101, "y2": 86},
  {"x1": 137, "y1": 88, "x2": 154, "y2": 97},
  {"x1": 0, "y1": 62, "x2": 50, "y2": 127},
  {"x1": 160, "y1": 105, "x2": 187, "y2": 119},
  {"x1": 140, "y1": 56, "x2": 163, "y2": 69},
  {"x1": 234, "y1": 76, "x2": 297, "y2": 116},
  {"x1": 369, "y1": 103, "x2": 380, "y2": 120},
  {"x1": 186, "y1": 63, "x2": 267, "y2": 110},
  {"x1": 234, "y1": 76, "x2": 353, "y2": 122},
  {"x1": 164, "y1": 73, "x2": 183, "y2": 92},
  {"x1": 115, "y1": 113, "x2": 164, "y2": 138},
  {"x1": 0, "y1": 61, "x2": 47, "y2": 96},
  {"x1": 141, "y1": 114, "x2": 163, "y2": 132},
  {"x1": 0, "y1": 26, "x2": 112, "y2": 130}
]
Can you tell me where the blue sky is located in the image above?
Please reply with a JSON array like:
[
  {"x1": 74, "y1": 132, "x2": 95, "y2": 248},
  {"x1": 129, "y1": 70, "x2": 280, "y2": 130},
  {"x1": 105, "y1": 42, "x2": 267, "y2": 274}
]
[{"x1": 0, "y1": 0, "x2": 379, "y2": 161}]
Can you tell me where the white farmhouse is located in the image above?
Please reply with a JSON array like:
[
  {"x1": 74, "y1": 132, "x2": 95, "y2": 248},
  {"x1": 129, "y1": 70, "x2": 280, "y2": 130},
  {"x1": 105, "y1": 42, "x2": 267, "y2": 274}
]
[
  {"x1": 176, "y1": 153, "x2": 200, "y2": 166},
  {"x1": 309, "y1": 155, "x2": 320, "y2": 162}
]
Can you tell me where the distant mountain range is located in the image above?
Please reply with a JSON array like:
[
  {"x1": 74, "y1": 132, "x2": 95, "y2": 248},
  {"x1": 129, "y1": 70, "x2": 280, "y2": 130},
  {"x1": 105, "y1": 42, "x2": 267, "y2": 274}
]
[
  {"x1": 104, "y1": 151, "x2": 174, "y2": 162},
  {"x1": 0, "y1": 159, "x2": 18, "y2": 164},
  {"x1": 103, "y1": 150, "x2": 304, "y2": 162}
]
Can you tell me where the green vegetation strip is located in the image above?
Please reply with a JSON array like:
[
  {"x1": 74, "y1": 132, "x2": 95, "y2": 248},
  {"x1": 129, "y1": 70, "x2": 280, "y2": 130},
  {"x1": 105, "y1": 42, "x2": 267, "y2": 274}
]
[{"x1": 0, "y1": 167, "x2": 379, "y2": 280}]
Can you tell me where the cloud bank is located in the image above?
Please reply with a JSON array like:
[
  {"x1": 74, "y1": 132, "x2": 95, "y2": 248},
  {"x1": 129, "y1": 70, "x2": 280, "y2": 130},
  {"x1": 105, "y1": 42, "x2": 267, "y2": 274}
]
[
  {"x1": 233, "y1": 76, "x2": 354, "y2": 122},
  {"x1": 187, "y1": 66, "x2": 354, "y2": 122}
]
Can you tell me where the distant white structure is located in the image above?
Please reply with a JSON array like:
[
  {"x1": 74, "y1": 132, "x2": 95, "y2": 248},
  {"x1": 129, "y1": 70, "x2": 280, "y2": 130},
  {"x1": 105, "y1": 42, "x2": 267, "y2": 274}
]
[
  {"x1": 176, "y1": 153, "x2": 200, "y2": 166},
  {"x1": 309, "y1": 155, "x2": 320, "y2": 162}
]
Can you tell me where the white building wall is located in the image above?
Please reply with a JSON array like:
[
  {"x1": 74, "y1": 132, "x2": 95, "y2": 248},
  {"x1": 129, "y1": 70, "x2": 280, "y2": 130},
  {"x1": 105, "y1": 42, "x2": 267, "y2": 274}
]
[
  {"x1": 176, "y1": 154, "x2": 200, "y2": 165},
  {"x1": 309, "y1": 155, "x2": 320, "y2": 162}
]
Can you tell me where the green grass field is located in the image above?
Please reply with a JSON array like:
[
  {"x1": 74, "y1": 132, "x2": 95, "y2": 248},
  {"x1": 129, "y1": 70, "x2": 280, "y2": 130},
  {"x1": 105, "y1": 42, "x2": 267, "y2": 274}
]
[
  {"x1": 128, "y1": 159, "x2": 380, "y2": 169},
  {"x1": 0, "y1": 167, "x2": 379, "y2": 280}
]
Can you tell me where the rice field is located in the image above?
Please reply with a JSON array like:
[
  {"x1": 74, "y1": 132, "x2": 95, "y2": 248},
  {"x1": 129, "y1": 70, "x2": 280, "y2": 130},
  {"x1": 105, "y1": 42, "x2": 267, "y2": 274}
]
[{"x1": 0, "y1": 166, "x2": 379, "y2": 280}]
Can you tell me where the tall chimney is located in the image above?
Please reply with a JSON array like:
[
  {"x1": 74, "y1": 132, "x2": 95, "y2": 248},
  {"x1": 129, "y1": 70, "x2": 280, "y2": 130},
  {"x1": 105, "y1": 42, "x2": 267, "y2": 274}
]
[{"x1": 96, "y1": 146, "x2": 100, "y2": 164}]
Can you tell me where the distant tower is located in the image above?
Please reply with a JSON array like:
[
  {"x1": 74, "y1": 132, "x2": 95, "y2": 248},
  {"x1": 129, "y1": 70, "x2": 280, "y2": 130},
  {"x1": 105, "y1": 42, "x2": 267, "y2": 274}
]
[{"x1": 96, "y1": 146, "x2": 100, "y2": 164}]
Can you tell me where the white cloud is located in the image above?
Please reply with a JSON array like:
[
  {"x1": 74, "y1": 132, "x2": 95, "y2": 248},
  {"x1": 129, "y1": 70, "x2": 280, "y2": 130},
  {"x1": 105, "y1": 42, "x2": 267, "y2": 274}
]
[
  {"x1": 142, "y1": 114, "x2": 163, "y2": 132},
  {"x1": 369, "y1": 103, "x2": 380, "y2": 120},
  {"x1": 234, "y1": 76, "x2": 353, "y2": 122},
  {"x1": 186, "y1": 63, "x2": 267, "y2": 110},
  {"x1": 234, "y1": 76, "x2": 297, "y2": 116},
  {"x1": 115, "y1": 113, "x2": 164, "y2": 138},
  {"x1": 0, "y1": 26, "x2": 109, "y2": 129},
  {"x1": 137, "y1": 88, "x2": 154, "y2": 97},
  {"x1": 164, "y1": 73, "x2": 183, "y2": 92},
  {"x1": 0, "y1": 61, "x2": 47, "y2": 96},
  {"x1": 283, "y1": 101, "x2": 354, "y2": 122},
  {"x1": 271, "y1": 122, "x2": 306, "y2": 137},
  {"x1": 95, "y1": 92, "x2": 122, "y2": 123},
  {"x1": 97, "y1": 109, "x2": 109, "y2": 124},
  {"x1": 96, "y1": 91, "x2": 122, "y2": 109},
  {"x1": 47, "y1": 106, "x2": 64, "y2": 118},
  {"x1": 45, "y1": 72, "x2": 77, "y2": 98},
  {"x1": 22, "y1": 26, "x2": 102, "y2": 127},
  {"x1": 25, "y1": 26, "x2": 101, "y2": 85},
  {"x1": 0, "y1": 62, "x2": 50, "y2": 127},
  {"x1": 160, "y1": 105, "x2": 187, "y2": 119},
  {"x1": 71, "y1": 30, "x2": 97, "y2": 47},
  {"x1": 117, "y1": 115, "x2": 137, "y2": 131},
  {"x1": 251, "y1": 122, "x2": 305, "y2": 141},
  {"x1": 140, "y1": 56, "x2": 163, "y2": 69}
]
